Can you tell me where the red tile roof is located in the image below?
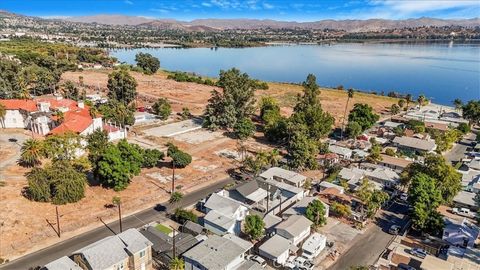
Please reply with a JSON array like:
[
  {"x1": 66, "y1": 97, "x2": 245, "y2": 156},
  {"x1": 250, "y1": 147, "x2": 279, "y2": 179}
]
[
  {"x1": 49, "y1": 111, "x2": 93, "y2": 135},
  {"x1": 0, "y1": 99, "x2": 37, "y2": 112}
]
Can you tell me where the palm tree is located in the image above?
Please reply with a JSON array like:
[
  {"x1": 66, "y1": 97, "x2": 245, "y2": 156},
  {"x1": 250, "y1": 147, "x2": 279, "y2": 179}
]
[
  {"x1": 266, "y1": 148, "x2": 281, "y2": 167},
  {"x1": 0, "y1": 103, "x2": 6, "y2": 128},
  {"x1": 397, "y1": 99, "x2": 405, "y2": 108},
  {"x1": 169, "y1": 191, "x2": 183, "y2": 204},
  {"x1": 453, "y1": 99, "x2": 463, "y2": 112},
  {"x1": 19, "y1": 139, "x2": 44, "y2": 167},
  {"x1": 417, "y1": 95, "x2": 426, "y2": 108},
  {"x1": 405, "y1": 94, "x2": 412, "y2": 111},
  {"x1": 390, "y1": 104, "x2": 400, "y2": 115},
  {"x1": 342, "y1": 88, "x2": 354, "y2": 139},
  {"x1": 170, "y1": 257, "x2": 185, "y2": 270}
]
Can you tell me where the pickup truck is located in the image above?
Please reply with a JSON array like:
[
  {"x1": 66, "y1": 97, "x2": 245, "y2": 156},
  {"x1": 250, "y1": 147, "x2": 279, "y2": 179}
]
[{"x1": 452, "y1": 207, "x2": 475, "y2": 218}]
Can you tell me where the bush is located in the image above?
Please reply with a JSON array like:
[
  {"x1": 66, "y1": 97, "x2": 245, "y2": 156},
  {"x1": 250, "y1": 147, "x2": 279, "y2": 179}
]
[
  {"x1": 142, "y1": 149, "x2": 164, "y2": 168},
  {"x1": 385, "y1": 148, "x2": 396, "y2": 157},
  {"x1": 457, "y1": 123, "x2": 470, "y2": 134},
  {"x1": 174, "y1": 208, "x2": 198, "y2": 223},
  {"x1": 167, "y1": 143, "x2": 192, "y2": 168},
  {"x1": 152, "y1": 98, "x2": 171, "y2": 120},
  {"x1": 330, "y1": 202, "x2": 352, "y2": 218}
]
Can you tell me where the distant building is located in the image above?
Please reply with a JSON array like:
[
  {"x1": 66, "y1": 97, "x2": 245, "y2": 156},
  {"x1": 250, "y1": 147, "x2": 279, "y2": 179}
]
[
  {"x1": 259, "y1": 167, "x2": 307, "y2": 188},
  {"x1": 258, "y1": 234, "x2": 293, "y2": 266},
  {"x1": 393, "y1": 136, "x2": 437, "y2": 154}
]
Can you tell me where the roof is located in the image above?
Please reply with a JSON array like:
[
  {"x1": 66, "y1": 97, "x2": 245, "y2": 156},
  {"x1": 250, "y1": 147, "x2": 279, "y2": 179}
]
[
  {"x1": 222, "y1": 234, "x2": 253, "y2": 251},
  {"x1": 444, "y1": 218, "x2": 480, "y2": 242},
  {"x1": 74, "y1": 236, "x2": 129, "y2": 269},
  {"x1": 318, "y1": 153, "x2": 339, "y2": 159},
  {"x1": 328, "y1": 145, "x2": 353, "y2": 157},
  {"x1": 468, "y1": 160, "x2": 480, "y2": 171},
  {"x1": 383, "y1": 121, "x2": 403, "y2": 128},
  {"x1": 318, "y1": 181, "x2": 345, "y2": 193},
  {"x1": 183, "y1": 234, "x2": 249, "y2": 269},
  {"x1": 117, "y1": 228, "x2": 153, "y2": 254},
  {"x1": 425, "y1": 121, "x2": 450, "y2": 132},
  {"x1": 236, "y1": 181, "x2": 268, "y2": 203},
  {"x1": 275, "y1": 215, "x2": 313, "y2": 238},
  {"x1": 44, "y1": 256, "x2": 82, "y2": 270},
  {"x1": 259, "y1": 167, "x2": 307, "y2": 185},
  {"x1": 283, "y1": 197, "x2": 328, "y2": 217},
  {"x1": 183, "y1": 220, "x2": 204, "y2": 235},
  {"x1": 74, "y1": 229, "x2": 152, "y2": 269},
  {"x1": 302, "y1": 233, "x2": 326, "y2": 253},
  {"x1": 263, "y1": 214, "x2": 282, "y2": 230},
  {"x1": 204, "y1": 193, "x2": 245, "y2": 217},
  {"x1": 204, "y1": 210, "x2": 236, "y2": 231},
  {"x1": 379, "y1": 154, "x2": 413, "y2": 169},
  {"x1": 0, "y1": 99, "x2": 37, "y2": 112},
  {"x1": 365, "y1": 167, "x2": 400, "y2": 182},
  {"x1": 236, "y1": 260, "x2": 264, "y2": 270},
  {"x1": 339, "y1": 167, "x2": 365, "y2": 182},
  {"x1": 393, "y1": 136, "x2": 436, "y2": 151},
  {"x1": 49, "y1": 109, "x2": 93, "y2": 135},
  {"x1": 259, "y1": 234, "x2": 292, "y2": 258},
  {"x1": 447, "y1": 246, "x2": 480, "y2": 270},
  {"x1": 453, "y1": 191, "x2": 477, "y2": 207}
]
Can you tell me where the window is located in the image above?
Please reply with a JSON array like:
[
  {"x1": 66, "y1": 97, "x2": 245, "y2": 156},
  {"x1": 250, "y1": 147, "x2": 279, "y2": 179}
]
[{"x1": 139, "y1": 249, "x2": 146, "y2": 258}]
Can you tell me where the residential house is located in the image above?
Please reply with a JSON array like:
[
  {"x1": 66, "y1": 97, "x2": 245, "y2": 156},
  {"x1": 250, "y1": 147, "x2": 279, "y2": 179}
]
[
  {"x1": 140, "y1": 226, "x2": 200, "y2": 266},
  {"x1": 259, "y1": 167, "x2": 307, "y2": 188},
  {"x1": 443, "y1": 218, "x2": 480, "y2": 249},
  {"x1": 72, "y1": 228, "x2": 153, "y2": 270},
  {"x1": 339, "y1": 167, "x2": 384, "y2": 191},
  {"x1": 203, "y1": 193, "x2": 249, "y2": 236},
  {"x1": 360, "y1": 164, "x2": 400, "y2": 188},
  {"x1": 301, "y1": 233, "x2": 327, "y2": 260},
  {"x1": 317, "y1": 153, "x2": 339, "y2": 168},
  {"x1": 378, "y1": 154, "x2": 413, "y2": 172},
  {"x1": 275, "y1": 215, "x2": 312, "y2": 246},
  {"x1": 258, "y1": 234, "x2": 293, "y2": 266},
  {"x1": 328, "y1": 145, "x2": 353, "y2": 160},
  {"x1": 392, "y1": 136, "x2": 437, "y2": 154},
  {"x1": 453, "y1": 191, "x2": 478, "y2": 211},
  {"x1": 446, "y1": 246, "x2": 480, "y2": 270},
  {"x1": 282, "y1": 197, "x2": 329, "y2": 220},
  {"x1": 182, "y1": 221, "x2": 205, "y2": 236},
  {"x1": 263, "y1": 214, "x2": 282, "y2": 235},
  {"x1": 43, "y1": 256, "x2": 82, "y2": 270},
  {"x1": 183, "y1": 234, "x2": 252, "y2": 270},
  {"x1": 317, "y1": 181, "x2": 345, "y2": 194}
]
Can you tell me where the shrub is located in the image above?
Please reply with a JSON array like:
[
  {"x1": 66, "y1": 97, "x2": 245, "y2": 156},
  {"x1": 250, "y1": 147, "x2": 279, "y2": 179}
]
[
  {"x1": 174, "y1": 208, "x2": 198, "y2": 223},
  {"x1": 331, "y1": 202, "x2": 352, "y2": 218},
  {"x1": 457, "y1": 123, "x2": 470, "y2": 134},
  {"x1": 167, "y1": 143, "x2": 192, "y2": 168},
  {"x1": 152, "y1": 98, "x2": 171, "y2": 120},
  {"x1": 142, "y1": 149, "x2": 164, "y2": 168},
  {"x1": 385, "y1": 148, "x2": 396, "y2": 157}
]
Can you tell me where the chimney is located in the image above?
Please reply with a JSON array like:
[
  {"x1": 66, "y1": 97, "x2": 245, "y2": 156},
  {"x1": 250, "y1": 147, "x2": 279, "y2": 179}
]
[{"x1": 78, "y1": 101, "x2": 84, "y2": 109}]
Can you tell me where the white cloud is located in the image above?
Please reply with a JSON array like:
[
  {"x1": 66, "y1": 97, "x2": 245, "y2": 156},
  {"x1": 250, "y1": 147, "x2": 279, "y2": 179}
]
[
  {"x1": 369, "y1": 0, "x2": 479, "y2": 17},
  {"x1": 124, "y1": 0, "x2": 133, "y2": 5},
  {"x1": 150, "y1": 8, "x2": 170, "y2": 14},
  {"x1": 263, "y1": 3, "x2": 274, "y2": 10},
  {"x1": 41, "y1": 15, "x2": 71, "y2": 19}
]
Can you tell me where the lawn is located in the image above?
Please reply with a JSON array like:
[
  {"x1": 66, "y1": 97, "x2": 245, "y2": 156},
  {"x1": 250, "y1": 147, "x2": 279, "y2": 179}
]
[{"x1": 155, "y1": 224, "x2": 172, "y2": 235}]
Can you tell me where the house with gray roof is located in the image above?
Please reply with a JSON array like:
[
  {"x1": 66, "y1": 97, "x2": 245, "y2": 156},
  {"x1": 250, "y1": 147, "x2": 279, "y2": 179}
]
[
  {"x1": 183, "y1": 234, "x2": 252, "y2": 270},
  {"x1": 282, "y1": 197, "x2": 329, "y2": 220},
  {"x1": 275, "y1": 215, "x2": 312, "y2": 246},
  {"x1": 259, "y1": 167, "x2": 307, "y2": 188},
  {"x1": 72, "y1": 228, "x2": 152, "y2": 270},
  {"x1": 203, "y1": 193, "x2": 249, "y2": 236},
  {"x1": 328, "y1": 145, "x2": 353, "y2": 160},
  {"x1": 258, "y1": 234, "x2": 293, "y2": 266},
  {"x1": 443, "y1": 218, "x2": 480, "y2": 249},
  {"x1": 453, "y1": 191, "x2": 478, "y2": 211},
  {"x1": 393, "y1": 136, "x2": 437, "y2": 154},
  {"x1": 43, "y1": 256, "x2": 82, "y2": 270}
]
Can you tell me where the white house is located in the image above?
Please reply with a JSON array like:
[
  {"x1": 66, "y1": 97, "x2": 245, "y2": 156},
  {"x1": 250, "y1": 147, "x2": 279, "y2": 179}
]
[
  {"x1": 301, "y1": 233, "x2": 327, "y2": 260},
  {"x1": 258, "y1": 234, "x2": 292, "y2": 266},
  {"x1": 203, "y1": 193, "x2": 249, "y2": 236},
  {"x1": 259, "y1": 167, "x2": 307, "y2": 188},
  {"x1": 275, "y1": 215, "x2": 312, "y2": 246}
]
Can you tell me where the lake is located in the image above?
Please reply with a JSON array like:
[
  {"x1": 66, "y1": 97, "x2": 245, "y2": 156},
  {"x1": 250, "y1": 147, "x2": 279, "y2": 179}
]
[{"x1": 111, "y1": 42, "x2": 480, "y2": 105}]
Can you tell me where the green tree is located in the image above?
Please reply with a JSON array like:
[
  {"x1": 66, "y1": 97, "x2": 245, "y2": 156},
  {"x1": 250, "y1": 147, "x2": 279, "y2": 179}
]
[
  {"x1": 0, "y1": 103, "x2": 5, "y2": 128},
  {"x1": 330, "y1": 202, "x2": 352, "y2": 218},
  {"x1": 99, "y1": 100, "x2": 135, "y2": 126},
  {"x1": 203, "y1": 68, "x2": 256, "y2": 130},
  {"x1": 348, "y1": 103, "x2": 380, "y2": 132},
  {"x1": 305, "y1": 199, "x2": 327, "y2": 227},
  {"x1": 398, "y1": 99, "x2": 405, "y2": 108},
  {"x1": 26, "y1": 160, "x2": 87, "y2": 204},
  {"x1": 19, "y1": 139, "x2": 44, "y2": 167},
  {"x1": 259, "y1": 96, "x2": 280, "y2": 124},
  {"x1": 107, "y1": 69, "x2": 138, "y2": 105},
  {"x1": 174, "y1": 208, "x2": 198, "y2": 223},
  {"x1": 457, "y1": 123, "x2": 470, "y2": 134},
  {"x1": 152, "y1": 98, "x2": 171, "y2": 120},
  {"x1": 287, "y1": 127, "x2": 319, "y2": 170},
  {"x1": 408, "y1": 173, "x2": 443, "y2": 234},
  {"x1": 170, "y1": 257, "x2": 185, "y2": 270},
  {"x1": 401, "y1": 154, "x2": 461, "y2": 203},
  {"x1": 453, "y1": 99, "x2": 463, "y2": 112},
  {"x1": 98, "y1": 142, "x2": 141, "y2": 191},
  {"x1": 462, "y1": 100, "x2": 480, "y2": 125},
  {"x1": 61, "y1": 80, "x2": 80, "y2": 100},
  {"x1": 167, "y1": 143, "x2": 192, "y2": 168},
  {"x1": 169, "y1": 191, "x2": 183, "y2": 204},
  {"x1": 180, "y1": 107, "x2": 190, "y2": 120},
  {"x1": 405, "y1": 94, "x2": 413, "y2": 110},
  {"x1": 356, "y1": 179, "x2": 389, "y2": 217},
  {"x1": 87, "y1": 129, "x2": 110, "y2": 179},
  {"x1": 43, "y1": 132, "x2": 82, "y2": 161},
  {"x1": 390, "y1": 104, "x2": 400, "y2": 115},
  {"x1": 135, "y1": 52, "x2": 160, "y2": 75},
  {"x1": 367, "y1": 142, "x2": 382, "y2": 163},
  {"x1": 244, "y1": 214, "x2": 265, "y2": 240},
  {"x1": 347, "y1": 121, "x2": 362, "y2": 139},
  {"x1": 385, "y1": 148, "x2": 396, "y2": 157},
  {"x1": 233, "y1": 117, "x2": 255, "y2": 140},
  {"x1": 342, "y1": 88, "x2": 354, "y2": 138},
  {"x1": 142, "y1": 149, "x2": 164, "y2": 168},
  {"x1": 417, "y1": 94, "x2": 427, "y2": 107}
]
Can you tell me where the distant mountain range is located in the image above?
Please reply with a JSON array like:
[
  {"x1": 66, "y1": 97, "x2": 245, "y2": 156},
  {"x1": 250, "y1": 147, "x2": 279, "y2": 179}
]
[{"x1": 63, "y1": 14, "x2": 480, "y2": 32}]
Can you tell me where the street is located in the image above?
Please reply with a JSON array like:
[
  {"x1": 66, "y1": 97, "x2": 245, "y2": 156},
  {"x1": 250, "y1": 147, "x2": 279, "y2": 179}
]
[
  {"x1": 328, "y1": 201, "x2": 409, "y2": 270},
  {"x1": 0, "y1": 178, "x2": 233, "y2": 270},
  {"x1": 444, "y1": 132, "x2": 476, "y2": 164}
]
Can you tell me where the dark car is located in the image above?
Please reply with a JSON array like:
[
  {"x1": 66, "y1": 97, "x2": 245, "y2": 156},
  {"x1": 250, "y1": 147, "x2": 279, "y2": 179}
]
[
  {"x1": 397, "y1": 263, "x2": 416, "y2": 270},
  {"x1": 409, "y1": 248, "x2": 427, "y2": 259}
]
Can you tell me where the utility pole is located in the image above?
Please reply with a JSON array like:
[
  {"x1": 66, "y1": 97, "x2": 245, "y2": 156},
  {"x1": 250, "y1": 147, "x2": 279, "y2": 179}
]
[
  {"x1": 170, "y1": 225, "x2": 177, "y2": 259},
  {"x1": 113, "y1": 196, "x2": 122, "y2": 233},
  {"x1": 279, "y1": 194, "x2": 282, "y2": 212},
  {"x1": 55, "y1": 206, "x2": 61, "y2": 237},
  {"x1": 171, "y1": 160, "x2": 176, "y2": 194}
]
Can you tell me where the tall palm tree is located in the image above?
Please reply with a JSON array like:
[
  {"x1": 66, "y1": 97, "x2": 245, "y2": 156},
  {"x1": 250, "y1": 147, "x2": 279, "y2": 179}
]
[
  {"x1": 405, "y1": 94, "x2": 412, "y2": 110},
  {"x1": 397, "y1": 99, "x2": 405, "y2": 108},
  {"x1": 19, "y1": 139, "x2": 44, "y2": 167},
  {"x1": 170, "y1": 257, "x2": 185, "y2": 270},
  {"x1": 417, "y1": 95, "x2": 426, "y2": 108},
  {"x1": 453, "y1": 99, "x2": 463, "y2": 112},
  {"x1": 342, "y1": 88, "x2": 354, "y2": 139},
  {"x1": 0, "y1": 103, "x2": 6, "y2": 128}
]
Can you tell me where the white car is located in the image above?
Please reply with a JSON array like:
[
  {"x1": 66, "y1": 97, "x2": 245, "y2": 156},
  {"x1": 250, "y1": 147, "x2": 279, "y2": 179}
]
[
  {"x1": 399, "y1": 193, "x2": 408, "y2": 201},
  {"x1": 294, "y1": 257, "x2": 314, "y2": 270},
  {"x1": 452, "y1": 207, "x2": 475, "y2": 218},
  {"x1": 246, "y1": 255, "x2": 267, "y2": 268}
]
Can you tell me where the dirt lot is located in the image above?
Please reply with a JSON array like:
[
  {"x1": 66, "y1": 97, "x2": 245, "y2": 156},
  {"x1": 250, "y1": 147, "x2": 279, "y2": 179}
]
[{"x1": 62, "y1": 69, "x2": 399, "y2": 125}]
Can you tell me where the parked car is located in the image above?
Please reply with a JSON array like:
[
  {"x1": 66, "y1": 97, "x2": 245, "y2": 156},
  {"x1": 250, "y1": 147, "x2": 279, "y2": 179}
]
[
  {"x1": 397, "y1": 263, "x2": 416, "y2": 270},
  {"x1": 246, "y1": 255, "x2": 267, "y2": 268},
  {"x1": 389, "y1": 225, "x2": 401, "y2": 235},
  {"x1": 399, "y1": 193, "x2": 408, "y2": 201},
  {"x1": 452, "y1": 207, "x2": 475, "y2": 218},
  {"x1": 409, "y1": 248, "x2": 427, "y2": 259},
  {"x1": 294, "y1": 257, "x2": 314, "y2": 270},
  {"x1": 284, "y1": 256, "x2": 297, "y2": 269}
]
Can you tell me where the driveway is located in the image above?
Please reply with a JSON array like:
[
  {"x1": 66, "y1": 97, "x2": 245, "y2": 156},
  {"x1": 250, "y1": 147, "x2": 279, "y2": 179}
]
[
  {"x1": 0, "y1": 131, "x2": 29, "y2": 171},
  {"x1": 444, "y1": 132, "x2": 476, "y2": 164}
]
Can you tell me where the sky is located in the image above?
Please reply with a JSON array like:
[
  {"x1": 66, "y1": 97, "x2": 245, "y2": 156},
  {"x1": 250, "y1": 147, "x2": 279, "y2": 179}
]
[{"x1": 1, "y1": 0, "x2": 479, "y2": 21}]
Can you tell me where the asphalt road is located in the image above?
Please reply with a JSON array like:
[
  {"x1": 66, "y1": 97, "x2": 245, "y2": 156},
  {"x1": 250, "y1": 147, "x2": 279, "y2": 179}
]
[
  {"x1": 1, "y1": 178, "x2": 233, "y2": 270},
  {"x1": 444, "y1": 132, "x2": 476, "y2": 164},
  {"x1": 328, "y1": 201, "x2": 409, "y2": 270}
]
